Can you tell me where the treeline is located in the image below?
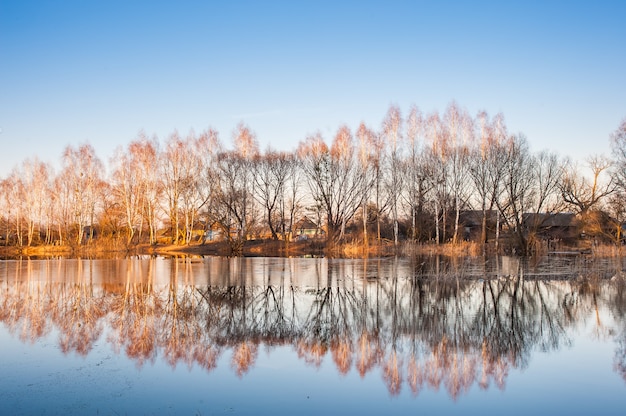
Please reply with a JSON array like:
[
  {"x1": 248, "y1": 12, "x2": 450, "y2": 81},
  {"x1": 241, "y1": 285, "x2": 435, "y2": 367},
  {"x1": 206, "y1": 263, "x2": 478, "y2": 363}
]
[{"x1": 2, "y1": 102, "x2": 626, "y2": 255}]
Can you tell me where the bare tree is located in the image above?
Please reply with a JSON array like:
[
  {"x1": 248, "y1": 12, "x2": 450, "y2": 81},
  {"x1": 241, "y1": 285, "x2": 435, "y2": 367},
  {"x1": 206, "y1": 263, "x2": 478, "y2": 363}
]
[
  {"x1": 60, "y1": 144, "x2": 104, "y2": 245},
  {"x1": 443, "y1": 102, "x2": 473, "y2": 244},
  {"x1": 213, "y1": 152, "x2": 247, "y2": 249},
  {"x1": 560, "y1": 155, "x2": 614, "y2": 214},
  {"x1": 253, "y1": 150, "x2": 295, "y2": 240},
  {"x1": 285, "y1": 157, "x2": 303, "y2": 242},
  {"x1": 533, "y1": 151, "x2": 564, "y2": 214},
  {"x1": 212, "y1": 124, "x2": 259, "y2": 251},
  {"x1": 136, "y1": 135, "x2": 162, "y2": 245},
  {"x1": 468, "y1": 111, "x2": 505, "y2": 249},
  {"x1": 160, "y1": 130, "x2": 221, "y2": 245},
  {"x1": 195, "y1": 128, "x2": 222, "y2": 244},
  {"x1": 180, "y1": 131, "x2": 219, "y2": 245},
  {"x1": 1, "y1": 171, "x2": 24, "y2": 246},
  {"x1": 232, "y1": 123, "x2": 260, "y2": 240},
  {"x1": 298, "y1": 127, "x2": 365, "y2": 245},
  {"x1": 425, "y1": 111, "x2": 447, "y2": 244},
  {"x1": 610, "y1": 117, "x2": 626, "y2": 191},
  {"x1": 381, "y1": 105, "x2": 403, "y2": 245},
  {"x1": 403, "y1": 105, "x2": 429, "y2": 241},
  {"x1": 356, "y1": 122, "x2": 376, "y2": 244},
  {"x1": 14, "y1": 158, "x2": 52, "y2": 246},
  {"x1": 161, "y1": 131, "x2": 186, "y2": 244},
  {"x1": 496, "y1": 135, "x2": 536, "y2": 254},
  {"x1": 609, "y1": 117, "x2": 626, "y2": 242},
  {"x1": 111, "y1": 134, "x2": 146, "y2": 245}
]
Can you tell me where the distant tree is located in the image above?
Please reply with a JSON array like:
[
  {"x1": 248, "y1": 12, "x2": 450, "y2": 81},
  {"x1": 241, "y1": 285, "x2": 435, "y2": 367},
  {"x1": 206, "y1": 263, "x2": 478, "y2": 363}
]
[
  {"x1": 161, "y1": 131, "x2": 186, "y2": 244},
  {"x1": 136, "y1": 135, "x2": 162, "y2": 245},
  {"x1": 356, "y1": 121, "x2": 377, "y2": 244},
  {"x1": 213, "y1": 152, "x2": 246, "y2": 247},
  {"x1": 609, "y1": 117, "x2": 626, "y2": 243},
  {"x1": 425, "y1": 111, "x2": 447, "y2": 244},
  {"x1": 496, "y1": 134, "x2": 535, "y2": 254},
  {"x1": 443, "y1": 102, "x2": 473, "y2": 244},
  {"x1": 402, "y1": 105, "x2": 429, "y2": 241},
  {"x1": 111, "y1": 133, "x2": 147, "y2": 245},
  {"x1": 1, "y1": 171, "x2": 24, "y2": 246},
  {"x1": 59, "y1": 144, "x2": 104, "y2": 245},
  {"x1": 195, "y1": 128, "x2": 222, "y2": 243},
  {"x1": 610, "y1": 117, "x2": 626, "y2": 192},
  {"x1": 381, "y1": 105, "x2": 403, "y2": 245},
  {"x1": 285, "y1": 156, "x2": 304, "y2": 242},
  {"x1": 180, "y1": 130, "x2": 217, "y2": 245},
  {"x1": 370, "y1": 126, "x2": 386, "y2": 242},
  {"x1": 532, "y1": 150, "x2": 564, "y2": 214},
  {"x1": 212, "y1": 124, "x2": 259, "y2": 250},
  {"x1": 253, "y1": 149, "x2": 295, "y2": 240},
  {"x1": 20, "y1": 158, "x2": 53, "y2": 246},
  {"x1": 560, "y1": 155, "x2": 614, "y2": 214},
  {"x1": 468, "y1": 111, "x2": 505, "y2": 248},
  {"x1": 298, "y1": 127, "x2": 365, "y2": 244}
]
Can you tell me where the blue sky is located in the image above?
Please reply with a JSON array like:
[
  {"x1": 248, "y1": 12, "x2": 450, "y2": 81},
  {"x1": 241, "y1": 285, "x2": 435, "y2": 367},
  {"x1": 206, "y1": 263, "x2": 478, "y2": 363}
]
[{"x1": 1, "y1": 0, "x2": 625, "y2": 176}]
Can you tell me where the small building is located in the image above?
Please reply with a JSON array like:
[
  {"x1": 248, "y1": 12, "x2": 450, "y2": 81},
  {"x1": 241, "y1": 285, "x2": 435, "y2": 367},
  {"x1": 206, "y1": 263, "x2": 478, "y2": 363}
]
[
  {"x1": 292, "y1": 216, "x2": 323, "y2": 240},
  {"x1": 459, "y1": 210, "x2": 499, "y2": 241},
  {"x1": 522, "y1": 212, "x2": 577, "y2": 240}
]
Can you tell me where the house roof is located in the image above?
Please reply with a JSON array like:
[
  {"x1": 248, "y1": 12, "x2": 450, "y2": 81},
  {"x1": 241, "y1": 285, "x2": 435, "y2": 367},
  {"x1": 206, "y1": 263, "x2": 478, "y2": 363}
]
[
  {"x1": 294, "y1": 216, "x2": 319, "y2": 230},
  {"x1": 459, "y1": 210, "x2": 498, "y2": 227},
  {"x1": 522, "y1": 213, "x2": 576, "y2": 228}
]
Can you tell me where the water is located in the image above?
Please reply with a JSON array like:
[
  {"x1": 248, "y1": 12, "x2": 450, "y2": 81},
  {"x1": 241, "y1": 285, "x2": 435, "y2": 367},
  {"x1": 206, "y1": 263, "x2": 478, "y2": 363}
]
[{"x1": 1, "y1": 256, "x2": 625, "y2": 415}]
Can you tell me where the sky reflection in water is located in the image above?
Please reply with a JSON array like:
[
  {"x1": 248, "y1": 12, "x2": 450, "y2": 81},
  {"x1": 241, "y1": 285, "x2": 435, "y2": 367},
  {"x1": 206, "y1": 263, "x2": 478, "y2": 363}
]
[{"x1": 1, "y1": 256, "x2": 625, "y2": 415}]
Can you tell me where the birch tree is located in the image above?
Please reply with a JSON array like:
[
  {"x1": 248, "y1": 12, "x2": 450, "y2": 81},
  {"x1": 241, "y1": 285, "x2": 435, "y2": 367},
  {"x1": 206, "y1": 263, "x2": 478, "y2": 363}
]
[
  {"x1": 468, "y1": 111, "x2": 506, "y2": 249},
  {"x1": 356, "y1": 122, "x2": 376, "y2": 244},
  {"x1": 403, "y1": 105, "x2": 429, "y2": 241},
  {"x1": 60, "y1": 144, "x2": 104, "y2": 245},
  {"x1": 212, "y1": 124, "x2": 259, "y2": 249},
  {"x1": 425, "y1": 111, "x2": 448, "y2": 244},
  {"x1": 161, "y1": 131, "x2": 186, "y2": 244},
  {"x1": 381, "y1": 105, "x2": 403, "y2": 245},
  {"x1": 17, "y1": 158, "x2": 52, "y2": 246},
  {"x1": 443, "y1": 102, "x2": 473, "y2": 244}
]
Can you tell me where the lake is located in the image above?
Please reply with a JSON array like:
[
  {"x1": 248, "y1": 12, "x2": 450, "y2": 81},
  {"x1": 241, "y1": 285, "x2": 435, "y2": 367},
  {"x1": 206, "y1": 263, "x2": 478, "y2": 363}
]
[{"x1": 1, "y1": 256, "x2": 625, "y2": 415}]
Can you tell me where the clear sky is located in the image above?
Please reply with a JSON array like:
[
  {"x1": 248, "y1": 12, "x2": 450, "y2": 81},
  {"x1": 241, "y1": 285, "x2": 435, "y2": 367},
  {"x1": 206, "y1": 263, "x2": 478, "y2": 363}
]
[{"x1": 1, "y1": 0, "x2": 625, "y2": 176}]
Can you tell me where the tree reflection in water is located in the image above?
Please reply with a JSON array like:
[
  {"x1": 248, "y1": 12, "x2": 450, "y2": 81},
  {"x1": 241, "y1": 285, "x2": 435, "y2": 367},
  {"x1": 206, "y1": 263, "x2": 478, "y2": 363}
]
[{"x1": 1, "y1": 256, "x2": 626, "y2": 399}]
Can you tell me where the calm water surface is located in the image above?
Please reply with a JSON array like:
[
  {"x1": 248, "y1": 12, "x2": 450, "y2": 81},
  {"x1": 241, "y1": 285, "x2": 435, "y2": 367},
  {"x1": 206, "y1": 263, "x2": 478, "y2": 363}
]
[{"x1": 1, "y1": 256, "x2": 626, "y2": 415}]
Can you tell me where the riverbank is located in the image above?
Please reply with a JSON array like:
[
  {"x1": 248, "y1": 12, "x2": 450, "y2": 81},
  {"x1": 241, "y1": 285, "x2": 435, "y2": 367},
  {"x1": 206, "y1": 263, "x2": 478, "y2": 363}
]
[
  {"x1": 0, "y1": 239, "x2": 327, "y2": 259},
  {"x1": 0, "y1": 239, "x2": 621, "y2": 259}
]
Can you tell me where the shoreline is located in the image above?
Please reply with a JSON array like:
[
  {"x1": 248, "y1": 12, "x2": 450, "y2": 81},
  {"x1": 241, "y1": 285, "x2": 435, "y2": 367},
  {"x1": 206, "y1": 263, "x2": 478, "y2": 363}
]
[{"x1": 0, "y1": 239, "x2": 621, "y2": 259}]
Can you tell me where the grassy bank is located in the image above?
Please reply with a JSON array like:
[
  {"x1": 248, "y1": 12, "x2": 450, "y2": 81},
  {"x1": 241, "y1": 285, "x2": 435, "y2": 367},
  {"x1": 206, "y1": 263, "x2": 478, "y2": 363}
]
[{"x1": 1, "y1": 239, "x2": 623, "y2": 259}]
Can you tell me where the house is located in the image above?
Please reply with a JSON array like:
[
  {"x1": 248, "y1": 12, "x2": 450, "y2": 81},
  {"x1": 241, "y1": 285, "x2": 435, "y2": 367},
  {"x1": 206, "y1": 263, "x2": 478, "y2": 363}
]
[
  {"x1": 522, "y1": 213, "x2": 577, "y2": 241},
  {"x1": 202, "y1": 221, "x2": 243, "y2": 242},
  {"x1": 458, "y1": 210, "x2": 499, "y2": 241},
  {"x1": 292, "y1": 216, "x2": 324, "y2": 240}
]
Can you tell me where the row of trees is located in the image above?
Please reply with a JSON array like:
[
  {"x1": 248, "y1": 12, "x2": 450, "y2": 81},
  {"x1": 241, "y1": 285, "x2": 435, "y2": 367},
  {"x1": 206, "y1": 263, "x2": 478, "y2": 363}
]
[{"x1": 1, "y1": 103, "x2": 625, "y2": 254}]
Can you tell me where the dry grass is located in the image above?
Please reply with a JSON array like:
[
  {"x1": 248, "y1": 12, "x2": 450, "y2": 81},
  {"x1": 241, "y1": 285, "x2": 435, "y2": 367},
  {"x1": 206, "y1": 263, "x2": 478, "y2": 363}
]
[
  {"x1": 0, "y1": 240, "x2": 131, "y2": 258},
  {"x1": 591, "y1": 244, "x2": 624, "y2": 257},
  {"x1": 401, "y1": 241, "x2": 482, "y2": 257},
  {"x1": 3, "y1": 238, "x2": 624, "y2": 259}
]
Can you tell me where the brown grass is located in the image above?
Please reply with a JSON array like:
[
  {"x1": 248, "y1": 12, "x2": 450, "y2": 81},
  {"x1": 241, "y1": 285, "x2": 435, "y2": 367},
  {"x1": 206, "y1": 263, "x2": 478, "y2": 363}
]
[
  {"x1": 591, "y1": 243, "x2": 624, "y2": 257},
  {"x1": 401, "y1": 241, "x2": 482, "y2": 257},
  {"x1": 0, "y1": 240, "x2": 131, "y2": 258},
  {"x1": 3, "y1": 238, "x2": 624, "y2": 259}
]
